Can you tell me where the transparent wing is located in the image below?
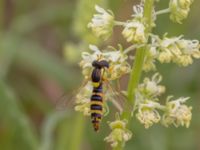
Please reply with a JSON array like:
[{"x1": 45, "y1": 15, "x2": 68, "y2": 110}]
[
  {"x1": 55, "y1": 79, "x2": 89, "y2": 111},
  {"x1": 104, "y1": 80, "x2": 133, "y2": 114},
  {"x1": 55, "y1": 92, "x2": 76, "y2": 111}
]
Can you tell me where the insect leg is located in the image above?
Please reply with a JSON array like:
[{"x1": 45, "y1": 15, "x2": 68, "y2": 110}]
[{"x1": 103, "y1": 102, "x2": 110, "y2": 116}]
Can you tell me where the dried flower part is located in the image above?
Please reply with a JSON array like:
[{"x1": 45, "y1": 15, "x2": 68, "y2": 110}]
[
  {"x1": 104, "y1": 119, "x2": 132, "y2": 148},
  {"x1": 80, "y1": 45, "x2": 130, "y2": 80},
  {"x1": 169, "y1": 0, "x2": 193, "y2": 23},
  {"x1": 151, "y1": 35, "x2": 200, "y2": 66},
  {"x1": 136, "y1": 100, "x2": 162, "y2": 128},
  {"x1": 74, "y1": 82, "x2": 92, "y2": 116},
  {"x1": 162, "y1": 97, "x2": 192, "y2": 128},
  {"x1": 88, "y1": 5, "x2": 114, "y2": 40}
]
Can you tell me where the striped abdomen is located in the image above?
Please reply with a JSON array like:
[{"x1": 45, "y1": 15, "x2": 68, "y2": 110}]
[{"x1": 90, "y1": 83, "x2": 103, "y2": 132}]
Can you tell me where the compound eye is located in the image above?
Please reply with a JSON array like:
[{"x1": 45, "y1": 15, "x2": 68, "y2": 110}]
[
  {"x1": 99, "y1": 60, "x2": 109, "y2": 68},
  {"x1": 92, "y1": 60, "x2": 99, "y2": 67}
]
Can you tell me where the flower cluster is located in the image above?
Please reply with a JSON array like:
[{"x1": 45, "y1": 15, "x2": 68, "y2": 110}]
[
  {"x1": 143, "y1": 46, "x2": 157, "y2": 72},
  {"x1": 157, "y1": 35, "x2": 200, "y2": 66},
  {"x1": 135, "y1": 73, "x2": 165, "y2": 128},
  {"x1": 80, "y1": 45, "x2": 131, "y2": 80},
  {"x1": 143, "y1": 35, "x2": 200, "y2": 71},
  {"x1": 135, "y1": 73, "x2": 192, "y2": 129},
  {"x1": 88, "y1": 4, "x2": 148, "y2": 44},
  {"x1": 138, "y1": 73, "x2": 165, "y2": 99},
  {"x1": 122, "y1": 20, "x2": 146, "y2": 44},
  {"x1": 136, "y1": 100, "x2": 162, "y2": 128},
  {"x1": 122, "y1": 5, "x2": 147, "y2": 44},
  {"x1": 162, "y1": 96, "x2": 192, "y2": 128},
  {"x1": 88, "y1": 5, "x2": 114, "y2": 40},
  {"x1": 104, "y1": 118, "x2": 132, "y2": 148},
  {"x1": 169, "y1": 0, "x2": 193, "y2": 23}
]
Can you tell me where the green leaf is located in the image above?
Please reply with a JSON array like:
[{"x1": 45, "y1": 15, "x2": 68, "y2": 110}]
[{"x1": 0, "y1": 80, "x2": 38, "y2": 150}]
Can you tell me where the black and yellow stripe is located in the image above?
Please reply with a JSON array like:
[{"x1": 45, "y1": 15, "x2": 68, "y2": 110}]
[
  {"x1": 90, "y1": 82, "x2": 103, "y2": 132},
  {"x1": 90, "y1": 59, "x2": 109, "y2": 132}
]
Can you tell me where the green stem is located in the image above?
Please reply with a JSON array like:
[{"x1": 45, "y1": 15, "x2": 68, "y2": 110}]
[
  {"x1": 114, "y1": 0, "x2": 155, "y2": 149},
  {"x1": 127, "y1": 0, "x2": 155, "y2": 111},
  {"x1": 69, "y1": 113, "x2": 85, "y2": 150},
  {"x1": 127, "y1": 47, "x2": 146, "y2": 103},
  {"x1": 39, "y1": 112, "x2": 67, "y2": 150}
]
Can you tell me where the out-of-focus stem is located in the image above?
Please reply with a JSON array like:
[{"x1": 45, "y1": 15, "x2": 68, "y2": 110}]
[{"x1": 69, "y1": 113, "x2": 85, "y2": 150}]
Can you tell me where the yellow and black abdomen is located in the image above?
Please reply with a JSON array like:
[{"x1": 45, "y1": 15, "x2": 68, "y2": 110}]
[{"x1": 90, "y1": 82, "x2": 103, "y2": 132}]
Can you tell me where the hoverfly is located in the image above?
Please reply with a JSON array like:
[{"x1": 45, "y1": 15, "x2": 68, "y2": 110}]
[
  {"x1": 90, "y1": 59, "x2": 110, "y2": 131},
  {"x1": 56, "y1": 59, "x2": 128, "y2": 132}
]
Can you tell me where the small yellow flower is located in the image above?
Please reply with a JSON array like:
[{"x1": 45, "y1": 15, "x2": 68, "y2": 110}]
[
  {"x1": 136, "y1": 100, "x2": 162, "y2": 128},
  {"x1": 152, "y1": 35, "x2": 200, "y2": 66},
  {"x1": 158, "y1": 50, "x2": 174, "y2": 63},
  {"x1": 143, "y1": 47, "x2": 158, "y2": 72},
  {"x1": 169, "y1": 0, "x2": 193, "y2": 23},
  {"x1": 88, "y1": 5, "x2": 114, "y2": 40},
  {"x1": 138, "y1": 73, "x2": 165, "y2": 98},
  {"x1": 175, "y1": 55, "x2": 193, "y2": 66},
  {"x1": 122, "y1": 20, "x2": 146, "y2": 44},
  {"x1": 158, "y1": 36, "x2": 181, "y2": 63},
  {"x1": 104, "y1": 119, "x2": 132, "y2": 148},
  {"x1": 162, "y1": 97, "x2": 192, "y2": 128}
]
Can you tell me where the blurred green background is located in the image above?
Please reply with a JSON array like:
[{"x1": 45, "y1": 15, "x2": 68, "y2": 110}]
[{"x1": 0, "y1": 0, "x2": 200, "y2": 150}]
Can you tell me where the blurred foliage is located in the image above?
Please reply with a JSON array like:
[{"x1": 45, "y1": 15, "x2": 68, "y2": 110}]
[{"x1": 0, "y1": 0, "x2": 200, "y2": 150}]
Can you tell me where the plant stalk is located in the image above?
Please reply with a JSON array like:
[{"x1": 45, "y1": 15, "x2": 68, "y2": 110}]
[
  {"x1": 114, "y1": 0, "x2": 155, "y2": 149},
  {"x1": 69, "y1": 113, "x2": 85, "y2": 150},
  {"x1": 127, "y1": 0, "x2": 155, "y2": 113}
]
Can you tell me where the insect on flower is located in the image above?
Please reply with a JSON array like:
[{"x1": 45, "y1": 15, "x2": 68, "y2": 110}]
[
  {"x1": 56, "y1": 58, "x2": 128, "y2": 132},
  {"x1": 90, "y1": 59, "x2": 110, "y2": 132}
]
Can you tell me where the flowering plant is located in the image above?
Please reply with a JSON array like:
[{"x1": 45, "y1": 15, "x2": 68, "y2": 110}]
[{"x1": 75, "y1": 0, "x2": 198, "y2": 149}]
